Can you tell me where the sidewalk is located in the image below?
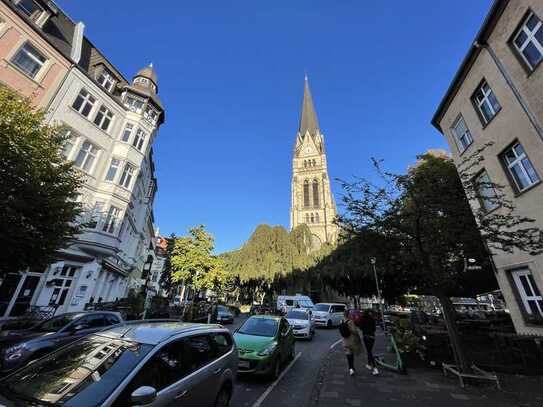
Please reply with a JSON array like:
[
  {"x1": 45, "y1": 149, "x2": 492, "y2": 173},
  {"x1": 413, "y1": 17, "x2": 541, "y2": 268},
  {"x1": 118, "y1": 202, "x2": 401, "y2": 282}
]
[{"x1": 309, "y1": 333, "x2": 543, "y2": 407}]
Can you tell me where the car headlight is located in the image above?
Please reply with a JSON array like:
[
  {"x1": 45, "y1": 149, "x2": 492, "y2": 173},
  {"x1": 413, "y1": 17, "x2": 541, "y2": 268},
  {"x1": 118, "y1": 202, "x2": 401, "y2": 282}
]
[
  {"x1": 4, "y1": 344, "x2": 26, "y2": 360},
  {"x1": 257, "y1": 343, "x2": 277, "y2": 356}
]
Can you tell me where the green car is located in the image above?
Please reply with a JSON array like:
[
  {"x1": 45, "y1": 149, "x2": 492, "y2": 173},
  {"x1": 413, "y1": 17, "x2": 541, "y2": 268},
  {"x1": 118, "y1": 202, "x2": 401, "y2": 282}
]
[{"x1": 234, "y1": 315, "x2": 295, "y2": 379}]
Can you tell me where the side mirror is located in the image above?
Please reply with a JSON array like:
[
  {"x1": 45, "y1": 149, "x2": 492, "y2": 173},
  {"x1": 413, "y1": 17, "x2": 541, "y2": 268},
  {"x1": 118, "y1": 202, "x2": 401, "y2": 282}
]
[{"x1": 130, "y1": 386, "x2": 157, "y2": 405}]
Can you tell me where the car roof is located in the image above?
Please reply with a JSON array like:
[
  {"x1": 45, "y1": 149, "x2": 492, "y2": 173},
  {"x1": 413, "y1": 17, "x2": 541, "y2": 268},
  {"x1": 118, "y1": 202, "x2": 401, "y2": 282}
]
[
  {"x1": 96, "y1": 320, "x2": 225, "y2": 345},
  {"x1": 247, "y1": 315, "x2": 281, "y2": 321}
]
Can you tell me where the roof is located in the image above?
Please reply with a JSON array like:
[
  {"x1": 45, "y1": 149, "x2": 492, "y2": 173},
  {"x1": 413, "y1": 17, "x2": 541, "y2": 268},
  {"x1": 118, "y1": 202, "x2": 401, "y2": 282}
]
[
  {"x1": 248, "y1": 315, "x2": 282, "y2": 321},
  {"x1": 135, "y1": 64, "x2": 158, "y2": 86},
  {"x1": 97, "y1": 320, "x2": 225, "y2": 345},
  {"x1": 299, "y1": 75, "x2": 320, "y2": 137},
  {"x1": 431, "y1": 0, "x2": 509, "y2": 133}
]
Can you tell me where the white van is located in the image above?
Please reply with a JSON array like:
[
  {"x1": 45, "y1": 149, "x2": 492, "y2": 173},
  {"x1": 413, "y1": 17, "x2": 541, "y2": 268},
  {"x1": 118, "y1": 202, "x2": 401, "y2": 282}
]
[
  {"x1": 312, "y1": 303, "x2": 346, "y2": 327},
  {"x1": 277, "y1": 294, "x2": 314, "y2": 314}
]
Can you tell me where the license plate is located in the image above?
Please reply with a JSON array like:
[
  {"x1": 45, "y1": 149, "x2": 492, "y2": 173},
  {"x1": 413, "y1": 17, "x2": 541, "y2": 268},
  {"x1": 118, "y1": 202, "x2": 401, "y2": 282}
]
[{"x1": 238, "y1": 360, "x2": 250, "y2": 368}]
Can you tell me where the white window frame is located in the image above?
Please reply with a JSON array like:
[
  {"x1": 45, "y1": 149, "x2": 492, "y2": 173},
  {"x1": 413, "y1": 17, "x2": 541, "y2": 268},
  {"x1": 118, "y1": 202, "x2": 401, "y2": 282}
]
[
  {"x1": 125, "y1": 96, "x2": 144, "y2": 113},
  {"x1": 87, "y1": 201, "x2": 104, "y2": 229},
  {"x1": 60, "y1": 128, "x2": 77, "y2": 160},
  {"x1": 135, "y1": 77, "x2": 149, "y2": 86},
  {"x1": 13, "y1": 0, "x2": 43, "y2": 20},
  {"x1": 119, "y1": 163, "x2": 135, "y2": 189},
  {"x1": 97, "y1": 69, "x2": 115, "y2": 92},
  {"x1": 513, "y1": 12, "x2": 543, "y2": 71},
  {"x1": 72, "y1": 89, "x2": 96, "y2": 118},
  {"x1": 102, "y1": 205, "x2": 121, "y2": 234},
  {"x1": 473, "y1": 81, "x2": 501, "y2": 124},
  {"x1": 10, "y1": 42, "x2": 47, "y2": 79},
  {"x1": 502, "y1": 142, "x2": 540, "y2": 192},
  {"x1": 121, "y1": 123, "x2": 134, "y2": 142},
  {"x1": 74, "y1": 140, "x2": 99, "y2": 174},
  {"x1": 512, "y1": 268, "x2": 543, "y2": 318},
  {"x1": 451, "y1": 116, "x2": 473, "y2": 153},
  {"x1": 132, "y1": 128, "x2": 146, "y2": 151},
  {"x1": 144, "y1": 105, "x2": 158, "y2": 124},
  {"x1": 105, "y1": 158, "x2": 121, "y2": 182},
  {"x1": 93, "y1": 105, "x2": 114, "y2": 131},
  {"x1": 474, "y1": 170, "x2": 498, "y2": 212}
]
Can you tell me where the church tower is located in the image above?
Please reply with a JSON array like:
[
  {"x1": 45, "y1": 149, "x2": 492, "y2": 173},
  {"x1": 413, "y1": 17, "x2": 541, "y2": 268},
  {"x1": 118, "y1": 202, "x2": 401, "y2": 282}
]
[{"x1": 290, "y1": 76, "x2": 338, "y2": 246}]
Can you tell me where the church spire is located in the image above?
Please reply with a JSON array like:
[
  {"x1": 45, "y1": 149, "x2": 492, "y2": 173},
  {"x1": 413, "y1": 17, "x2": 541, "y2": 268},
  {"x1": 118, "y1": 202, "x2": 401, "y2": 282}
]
[{"x1": 299, "y1": 75, "x2": 320, "y2": 137}]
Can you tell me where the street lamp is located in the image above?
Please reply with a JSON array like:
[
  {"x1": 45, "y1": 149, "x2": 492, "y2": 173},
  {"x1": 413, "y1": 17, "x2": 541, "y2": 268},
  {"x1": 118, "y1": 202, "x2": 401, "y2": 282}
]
[
  {"x1": 141, "y1": 255, "x2": 154, "y2": 319},
  {"x1": 370, "y1": 257, "x2": 387, "y2": 334}
]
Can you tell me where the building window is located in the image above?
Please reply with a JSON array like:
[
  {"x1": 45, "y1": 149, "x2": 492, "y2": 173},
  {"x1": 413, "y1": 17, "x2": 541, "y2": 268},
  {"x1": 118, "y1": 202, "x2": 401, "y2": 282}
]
[
  {"x1": 512, "y1": 268, "x2": 543, "y2": 320},
  {"x1": 315, "y1": 213, "x2": 320, "y2": 223},
  {"x1": 305, "y1": 213, "x2": 309, "y2": 224},
  {"x1": 60, "y1": 129, "x2": 77, "y2": 160},
  {"x1": 135, "y1": 77, "x2": 149, "y2": 86},
  {"x1": 105, "y1": 158, "x2": 121, "y2": 181},
  {"x1": 72, "y1": 89, "x2": 96, "y2": 118},
  {"x1": 474, "y1": 170, "x2": 499, "y2": 212},
  {"x1": 12, "y1": 0, "x2": 43, "y2": 19},
  {"x1": 121, "y1": 123, "x2": 134, "y2": 142},
  {"x1": 125, "y1": 96, "x2": 144, "y2": 113},
  {"x1": 144, "y1": 106, "x2": 158, "y2": 124},
  {"x1": 97, "y1": 69, "x2": 115, "y2": 92},
  {"x1": 472, "y1": 80, "x2": 501, "y2": 125},
  {"x1": 102, "y1": 206, "x2": 121, "y2": 234},
  {"x1": 88, "y1": 201, "x2": 104, "y2": 228},
  {"x1": 303, "y1": 160, "x2": 307, "y2": 168},
  {"x1": 312, "y1": 159, "x2": 316, "y2": 167},
  {"x1": 303, "y1": 180, "x2": 310, "y2": 208},
  {"x1": 131, "y1": 129, "x2": 146, "y2": 151},
  {"x1": 312, "y1": 179, "x2": 320, "y2": 208},
  {"x1": 513, "y1": 12, "x2": 543, "y2": 71},
  {"x1": 74, "y1": 140, "x2": 99, "y2": 173},
  {"x1": 501, "y1": 142, "x2": 539, "y2": 192},
  {"x1": 93, "y1": 105, "x2": 114, "y2": 131},
  {"x1": 451, "y1": 116, "x2": 473, "y2": 153},
  {"x1": 310, "y1": 213, "x2": 315, "y2": 223},
  {"x1": 11, "y1": 42, "x2": 46, "y2": 79},
  {"x1": 119, "y1": 163, "x2": 135, "y2": 189}
]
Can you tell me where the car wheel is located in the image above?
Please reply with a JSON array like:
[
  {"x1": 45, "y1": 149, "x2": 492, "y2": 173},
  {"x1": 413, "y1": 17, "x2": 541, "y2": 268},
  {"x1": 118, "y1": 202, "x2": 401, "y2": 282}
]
[
  {"x1": 214, "y1": 386, "x2": 231, "y2": 407},
  {"x1": 326, "y1": 319, "x2": 332, "y2": 329}
]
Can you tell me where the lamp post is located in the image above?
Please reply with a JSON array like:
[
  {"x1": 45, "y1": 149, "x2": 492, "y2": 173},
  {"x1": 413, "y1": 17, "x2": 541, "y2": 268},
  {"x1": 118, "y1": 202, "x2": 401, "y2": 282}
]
[
  {"x1": 141, "y1": 255, "x2": 154, "y2": 319},
  {"x1": 370, "y1": 257, "x2": 386, "y2": 334}
]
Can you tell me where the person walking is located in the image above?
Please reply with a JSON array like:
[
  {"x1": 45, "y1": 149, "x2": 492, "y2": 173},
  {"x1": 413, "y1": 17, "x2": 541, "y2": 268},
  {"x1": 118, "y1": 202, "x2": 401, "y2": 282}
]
[
  {"x1": 360, "y1": 310, "x2": 379, "y2": 375},
  {"x1": 339, "y1": 310, "x2": 362, "y2": 376}
]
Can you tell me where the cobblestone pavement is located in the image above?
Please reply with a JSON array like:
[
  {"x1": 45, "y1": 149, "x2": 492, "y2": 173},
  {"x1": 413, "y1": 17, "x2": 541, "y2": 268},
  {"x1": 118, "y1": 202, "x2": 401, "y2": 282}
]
[{"x1": 309, "y1": 333, "x2": 543, "y2": 407}]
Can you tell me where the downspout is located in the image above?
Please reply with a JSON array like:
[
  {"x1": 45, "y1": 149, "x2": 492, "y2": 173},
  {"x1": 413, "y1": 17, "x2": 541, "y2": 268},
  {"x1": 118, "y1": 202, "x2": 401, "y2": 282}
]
[{"x1": 475, "y1": 41, "x2": 543, "y2": 140}]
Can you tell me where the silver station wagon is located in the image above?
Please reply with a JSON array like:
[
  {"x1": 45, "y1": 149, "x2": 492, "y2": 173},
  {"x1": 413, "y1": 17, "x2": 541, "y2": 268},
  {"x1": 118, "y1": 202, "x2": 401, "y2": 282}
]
[{"x1": 0, "y1": 320, "x2": 238, "y2": 407}]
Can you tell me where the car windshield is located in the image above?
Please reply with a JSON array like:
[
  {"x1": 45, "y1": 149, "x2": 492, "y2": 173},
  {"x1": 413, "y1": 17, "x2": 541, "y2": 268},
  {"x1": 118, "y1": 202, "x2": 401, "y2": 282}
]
[
  {"x1": 0, "y1": 335, "x2": 153, "y2": 406},
  {"x1": 286, "y1": 310, "x2": 308, "y2": 320},
  {"x1": 35, "y1": 313, "x2": 85, "y2": 332},
  {"x1": 314, "y1": 304, "x2": 330, "y2": 312},
  {"x1": 238, "y1": 318, "x2": 278, "y2": 337},
  {"x1": 217, "y1": 305, "x2": 229, "y2": 313}
]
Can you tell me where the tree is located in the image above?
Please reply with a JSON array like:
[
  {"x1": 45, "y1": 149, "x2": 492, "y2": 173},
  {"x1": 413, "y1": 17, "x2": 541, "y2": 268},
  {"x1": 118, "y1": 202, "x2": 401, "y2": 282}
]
[
  {"x1": 169, "y1": 225, "x2": 228, "y2": 295},
  {"x1": 337, "y1": 152, "x2": 543, "y2": 373},
  {"x1": 0, "y1": 86, "x2": 82, "y2": 278}
]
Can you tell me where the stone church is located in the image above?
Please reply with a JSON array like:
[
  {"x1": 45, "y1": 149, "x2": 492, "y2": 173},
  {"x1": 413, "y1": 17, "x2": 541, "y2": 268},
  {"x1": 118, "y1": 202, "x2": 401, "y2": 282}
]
[{"x1": 290, "y1": 76, "x2": 338, "y2": 247}]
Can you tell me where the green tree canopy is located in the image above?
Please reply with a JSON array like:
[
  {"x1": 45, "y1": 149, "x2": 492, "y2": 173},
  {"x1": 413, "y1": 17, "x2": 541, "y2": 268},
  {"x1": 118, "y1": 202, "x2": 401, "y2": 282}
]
[{"x1": 0, "y1": 86, "x2": 82, "y2": 277}]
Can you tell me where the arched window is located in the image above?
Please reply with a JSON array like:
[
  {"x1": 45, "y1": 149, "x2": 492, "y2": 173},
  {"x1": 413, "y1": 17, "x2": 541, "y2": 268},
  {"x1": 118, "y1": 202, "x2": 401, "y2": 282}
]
[
  {"x1": 312, "y1": 159, "x2": 316, "y2": 167},
  {"x1": 312, "y1": 179, "x2": 319, "y2": 207},
  {"x1": 315, "y1": 213, "x2": 320, "y2": 223},
  {"x1": 303, "y1": 160, "x2": 307, "y2": 168},
  {"x1": 305, "y1": 213, "x2": 310, "y2": 224},
  {"x1": 310, "y1": 213, "x2": 315, "y2": 223},
  {"x1": 303, "y1": 180, "x2": 310, "y2": 208}
]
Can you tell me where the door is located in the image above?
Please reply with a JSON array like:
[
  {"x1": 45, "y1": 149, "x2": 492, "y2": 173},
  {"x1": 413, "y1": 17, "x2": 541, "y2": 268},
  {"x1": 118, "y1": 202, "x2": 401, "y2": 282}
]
[
  {"x1": 48, "y1": 266, "x2": 79, "y2": 313},
  {"x1": 0, "y1": 273, "x2": 22, "y2": 316},
  {"x1": 10, "y1": 275, "x2": 41, "y2": 316}
]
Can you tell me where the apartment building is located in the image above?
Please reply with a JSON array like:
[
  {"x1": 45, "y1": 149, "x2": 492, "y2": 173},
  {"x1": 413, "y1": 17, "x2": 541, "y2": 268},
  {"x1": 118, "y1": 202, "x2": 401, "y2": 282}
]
[{"x1": 432, "y1": 0, "x2": 543, "y2": 335}]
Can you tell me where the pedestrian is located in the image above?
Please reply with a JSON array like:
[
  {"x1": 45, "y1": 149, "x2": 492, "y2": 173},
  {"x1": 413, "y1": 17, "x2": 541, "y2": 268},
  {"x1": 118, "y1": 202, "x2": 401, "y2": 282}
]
[
  {"x1": 339, "y1": 310, "x2": 362, "y2": 376},
  {"x1": 360, "y1": 310, "x2": 379, "y2": 375}
]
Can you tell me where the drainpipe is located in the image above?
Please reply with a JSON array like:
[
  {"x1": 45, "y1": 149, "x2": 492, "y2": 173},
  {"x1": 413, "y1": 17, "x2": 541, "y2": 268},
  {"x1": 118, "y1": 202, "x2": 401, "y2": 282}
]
[{"x1": 474, "y1": 41, "x2": 543, "y2": 141}]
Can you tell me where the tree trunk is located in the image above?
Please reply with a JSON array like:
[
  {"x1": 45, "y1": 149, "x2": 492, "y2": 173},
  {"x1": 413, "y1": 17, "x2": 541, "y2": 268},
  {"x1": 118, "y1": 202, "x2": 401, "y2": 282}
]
[{"x1": 438, "y1": 294, "x2": 470, "y2": 373}]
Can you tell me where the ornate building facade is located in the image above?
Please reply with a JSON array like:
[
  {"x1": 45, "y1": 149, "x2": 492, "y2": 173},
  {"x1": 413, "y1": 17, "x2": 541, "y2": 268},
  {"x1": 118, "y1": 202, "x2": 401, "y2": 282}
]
[{"x1": 290, "y1": 76, "x2": 338, "y2": 247}]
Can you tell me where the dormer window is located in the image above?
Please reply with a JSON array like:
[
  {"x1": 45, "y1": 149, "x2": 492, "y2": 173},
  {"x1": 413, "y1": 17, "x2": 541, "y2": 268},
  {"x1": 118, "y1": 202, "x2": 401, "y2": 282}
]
[
  {"x1": 97, "y1": 69, "x2": 115, "y2": 92},
  {"x1": 125, "y1": 95, "x2": 144, "y2": 113},
  {"x1": 12, "y1": 0, "x2": 43, "y2": 20},
  {"x1": 135, "y1": 77, "x2": 149, "y2": 86}
]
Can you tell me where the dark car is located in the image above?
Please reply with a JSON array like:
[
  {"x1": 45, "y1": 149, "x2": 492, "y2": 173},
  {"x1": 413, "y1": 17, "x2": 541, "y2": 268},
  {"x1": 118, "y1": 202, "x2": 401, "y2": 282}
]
[
  {"x1": 0, "y1": 311, "x2": 122, "y2": 375},
  {"x1": 0, "y1": 321, "x2": 237, "y2": 407},
  {"x1": 217, "y1": 305, "x2": 234, "y2": 324}
]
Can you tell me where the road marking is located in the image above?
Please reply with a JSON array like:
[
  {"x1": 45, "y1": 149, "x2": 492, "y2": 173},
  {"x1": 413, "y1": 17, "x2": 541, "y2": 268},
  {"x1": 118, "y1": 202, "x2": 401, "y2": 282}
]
[
  {"x1": 330, "y1": 339, "x2": 342, "y2": 349},
  {"x1": 251, "y1": 351, "x2": 302, "y2": 407}
]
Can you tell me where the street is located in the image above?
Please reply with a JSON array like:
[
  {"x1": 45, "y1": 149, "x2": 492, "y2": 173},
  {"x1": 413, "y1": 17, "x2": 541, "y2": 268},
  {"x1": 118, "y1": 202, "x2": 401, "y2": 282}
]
[{"x1": 227, "y1": 315, "x2": 340, "y2": 407}]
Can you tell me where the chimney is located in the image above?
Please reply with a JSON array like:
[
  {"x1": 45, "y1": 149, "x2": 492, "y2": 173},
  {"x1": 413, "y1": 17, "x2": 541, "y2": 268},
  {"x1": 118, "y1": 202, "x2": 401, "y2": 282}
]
[{"x1": 70, "y1": 22, "x2": 85, "y2": 64}]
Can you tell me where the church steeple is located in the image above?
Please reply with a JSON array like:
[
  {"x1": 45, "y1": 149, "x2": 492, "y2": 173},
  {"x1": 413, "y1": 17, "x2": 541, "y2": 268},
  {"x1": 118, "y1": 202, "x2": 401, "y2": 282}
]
[{"x1": 299, "y1": 75, "x2": 320, "y2": 138}]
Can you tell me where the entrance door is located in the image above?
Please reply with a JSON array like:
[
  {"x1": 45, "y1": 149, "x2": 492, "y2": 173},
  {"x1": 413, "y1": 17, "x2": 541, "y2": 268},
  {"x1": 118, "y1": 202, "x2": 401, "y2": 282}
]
[
  {"x1": 0, "y1": 273, "x2": 21, "y2": 317},
  {"x1": 10, "y1": 275, "x2": 41, "y2": 316},
  {"x1": 48, "y1": 266, "x2": 79, "y2": 313}
]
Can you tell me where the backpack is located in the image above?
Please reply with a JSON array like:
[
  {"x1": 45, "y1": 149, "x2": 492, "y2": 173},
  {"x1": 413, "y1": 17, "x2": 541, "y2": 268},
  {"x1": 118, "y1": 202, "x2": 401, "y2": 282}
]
[{"x1": 339, "y1": 320, "x2": 351, "y2": 338}]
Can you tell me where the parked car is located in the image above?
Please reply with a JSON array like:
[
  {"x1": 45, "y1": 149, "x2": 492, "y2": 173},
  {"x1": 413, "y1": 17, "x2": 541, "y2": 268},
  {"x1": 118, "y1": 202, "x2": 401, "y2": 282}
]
[
  {"x1": 0, "y1": 311, "x2": 122, "y2": 375},
  {"x1": 285, "y1": 309, "x2": 315, "y2": 340},
  {"x1": 312, "y1": 303, "x2": 346, "y2": 328},
  {"x1": 217, "y1": 305, "x2": 234, "y2": 324},
  {"x1": 0, "y1": 320, "x2": 237, "y2": 407},
  {"x1": 234, "y1": 315, "x2": 295, "y2": 379}
]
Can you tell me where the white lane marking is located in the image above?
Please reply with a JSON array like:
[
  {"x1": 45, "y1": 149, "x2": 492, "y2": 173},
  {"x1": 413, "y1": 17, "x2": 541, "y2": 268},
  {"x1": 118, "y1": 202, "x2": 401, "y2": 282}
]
[
  {"x1": 330, "y1": 339, "x2": 342, "y2": 349},
  {"x1": 251, "y1": 351, "x2": 302, "y2": 407}
]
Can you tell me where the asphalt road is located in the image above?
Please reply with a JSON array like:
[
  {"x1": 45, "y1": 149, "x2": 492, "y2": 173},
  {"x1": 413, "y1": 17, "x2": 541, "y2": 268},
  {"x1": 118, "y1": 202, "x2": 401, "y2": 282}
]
[{"x1": 226, "y1": 315, "x2": 341, "y2": 407}]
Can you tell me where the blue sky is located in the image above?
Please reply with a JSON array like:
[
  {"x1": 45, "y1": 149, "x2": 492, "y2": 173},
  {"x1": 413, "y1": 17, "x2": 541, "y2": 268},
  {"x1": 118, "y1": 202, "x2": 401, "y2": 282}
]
[{"x1": 57, "y1": 0, "x2": 492, "y2": 253}]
